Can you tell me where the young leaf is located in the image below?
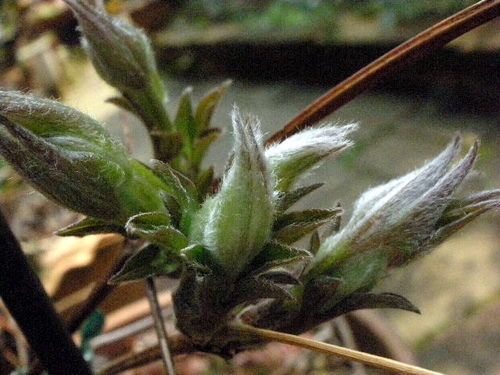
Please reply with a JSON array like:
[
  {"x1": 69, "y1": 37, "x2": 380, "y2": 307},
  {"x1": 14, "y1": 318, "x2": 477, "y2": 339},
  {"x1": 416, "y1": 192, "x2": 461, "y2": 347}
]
[
  {"x1": 109, "y1": 244, "x2": 179, "y2": 284},
  {"x1": 324, "y1": 292, "x2": 420, "y2": 319},
  {"x1": 126, "y1": 212, "x2": 188, "y2": 251},
  {"x1": 174, "y1": 87, "x2": 197, "y2": 154},
  {"x1": 275, "y1": 183, "x2": 324, "y2": 213},
  {"x1": 150, "y1": 160, "x2": 198, "y2": 209},
  {"x1": 56, "y1": 217, "x2": 125, "y2": 237},
  {"x1": 195, "y1": 80, "x2": 231, "y2": 132}
]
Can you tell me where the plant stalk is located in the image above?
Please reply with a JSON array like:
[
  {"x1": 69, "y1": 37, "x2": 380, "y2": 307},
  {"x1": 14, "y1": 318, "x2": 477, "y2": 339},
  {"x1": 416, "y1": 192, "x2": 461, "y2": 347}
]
[
  {"x1": 145, "y1": 277, "x2": 176, "y2": 375},
  {"x1": 266, "y1": 0, "x2": 500, "y2": 144},
  {"x1": 0, "y1": 209, "x2": 92, "y2": 375},
  {"x1": 231, "y1": 324, "x2": 442, "y2": 375}
]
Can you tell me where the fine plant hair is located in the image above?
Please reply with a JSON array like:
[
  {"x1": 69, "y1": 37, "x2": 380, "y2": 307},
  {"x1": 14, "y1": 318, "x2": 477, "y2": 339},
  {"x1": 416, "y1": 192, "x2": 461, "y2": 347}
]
[{"x1": 0, "y1": 1, "x2": 498, "y2": 375}]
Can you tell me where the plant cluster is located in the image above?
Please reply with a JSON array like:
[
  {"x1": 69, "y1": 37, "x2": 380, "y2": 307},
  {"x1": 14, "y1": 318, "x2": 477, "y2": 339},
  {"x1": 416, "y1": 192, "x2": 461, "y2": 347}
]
[{"x1": 0, "y1": 1, "x2": 498, "y2": 373}]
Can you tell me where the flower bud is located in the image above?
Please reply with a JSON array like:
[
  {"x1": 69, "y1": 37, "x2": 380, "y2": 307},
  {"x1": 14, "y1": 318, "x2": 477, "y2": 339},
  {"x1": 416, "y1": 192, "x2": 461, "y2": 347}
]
[
  {"x1": 308, "y1": 136, "x2": 497, "y2": 277},
  {"x1": 64, "y1": 0, "x2": 156, "y2": 91},
  {"x1": 0, "y1": 91, "x2": 166, "y2": 222},
  {"x1": 63, "y1": 0, "x2": 170, "y2": 133},
  {"x1": 265, "y1": 124, "x2": 357, "y2": 191},
  {"x1": 190, "y1": 107, "x2": 274, "y2": 278}
]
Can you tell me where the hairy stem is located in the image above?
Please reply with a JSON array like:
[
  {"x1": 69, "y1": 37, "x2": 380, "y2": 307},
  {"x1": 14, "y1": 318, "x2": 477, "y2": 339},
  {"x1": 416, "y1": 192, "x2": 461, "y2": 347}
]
[
  {"x1": 266, "y1": 0, "x2": 500, "y2": 144},
  {"x1": 0, "y1": 210, "x2": 92, "y2": 375},
  {"x1": 145, "y1": 277, "x2": 176, "y2": 375},
  {"x1": 231, "y1": 324, "x2": 442, "y2": 375}
]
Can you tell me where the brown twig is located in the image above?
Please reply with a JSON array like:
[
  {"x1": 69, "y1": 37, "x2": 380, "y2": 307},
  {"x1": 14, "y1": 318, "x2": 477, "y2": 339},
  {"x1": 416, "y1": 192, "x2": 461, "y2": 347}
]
[
  {"x1": 231, "y1": 324, "x2": 443, "y2": 375},
  {"x1": 266, "y1": 0, "x2": 500, "y2": 145}
]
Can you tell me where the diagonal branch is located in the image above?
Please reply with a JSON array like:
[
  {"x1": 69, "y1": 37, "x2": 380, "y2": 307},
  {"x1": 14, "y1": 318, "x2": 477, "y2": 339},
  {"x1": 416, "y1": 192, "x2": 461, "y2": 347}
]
[
  {"x1": 266, "y1": 0, "x2": 500, "y2": 145},
  {"x1": 231, "y1": 324, "x2": 443, "y2": 375}
]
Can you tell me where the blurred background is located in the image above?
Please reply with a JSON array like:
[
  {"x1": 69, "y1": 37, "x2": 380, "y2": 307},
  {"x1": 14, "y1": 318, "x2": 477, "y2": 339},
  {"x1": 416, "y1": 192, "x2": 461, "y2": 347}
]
[{"x1": 0, "y1": 1, "x2": 499, "y2": 374}]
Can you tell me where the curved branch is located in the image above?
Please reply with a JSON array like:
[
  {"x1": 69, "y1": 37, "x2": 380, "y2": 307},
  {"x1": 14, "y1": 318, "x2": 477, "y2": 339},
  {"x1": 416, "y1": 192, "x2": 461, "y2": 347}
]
[{"x1": 266, "y1": 0, "x2": 500, "y2": 145}]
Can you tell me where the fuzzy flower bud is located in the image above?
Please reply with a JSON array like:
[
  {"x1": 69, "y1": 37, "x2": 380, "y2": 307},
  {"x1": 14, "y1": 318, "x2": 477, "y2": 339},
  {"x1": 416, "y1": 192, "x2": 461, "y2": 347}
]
[
  {"x1": 265, "y1": 124, "x2": 357, "y2": 191},
  {"x1": 0, "y1": 91, "x2": 167, "y2": 222},
  {"x1": 190, "y1": 107, "x2": 274, "y2": 278},
  {"x1": 63, "y1": 0, "x2": 170, "y2": 134},
  {"x1": 64, "y1": 0, "x2": 156, "y2": 91},
  {"x1": 308, "y1": 136, "x2": 497, "y2": 277}
]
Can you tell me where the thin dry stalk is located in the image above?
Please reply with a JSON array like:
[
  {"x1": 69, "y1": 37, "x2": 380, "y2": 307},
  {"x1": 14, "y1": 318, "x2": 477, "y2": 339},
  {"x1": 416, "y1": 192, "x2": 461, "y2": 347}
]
[{"x1": 231, "y1": 324, "x2": 443, "y2": 375}]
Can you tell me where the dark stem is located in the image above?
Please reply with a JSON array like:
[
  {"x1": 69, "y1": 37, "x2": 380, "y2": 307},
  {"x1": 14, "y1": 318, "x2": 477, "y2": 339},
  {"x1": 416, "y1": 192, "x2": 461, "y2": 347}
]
[
  {"x1": 266, "y1": 0, "x2": 500, "y2": 144},
  {"x1": 0, "y1": 209, "x2": 92, "y2": 375},
  {"x1": 145, "y1": 277, "x2": 176, "y2": 375}
]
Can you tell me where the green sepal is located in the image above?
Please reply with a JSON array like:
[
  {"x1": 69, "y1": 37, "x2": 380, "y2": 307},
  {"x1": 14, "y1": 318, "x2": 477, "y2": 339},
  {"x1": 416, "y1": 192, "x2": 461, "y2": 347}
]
[
  {"x1": 309, "y1": 230, "x2": 320, "y2": 254},
  {"x1": 302, "y1": 275, "x2": 342, "y2": 311},
  {"x1": 56, "y1": 217, "x2": 125, "y2": 237},
  {"x1": 195, "y1": 80, "x2": 231, "y2": 133},
  {"x1": 180, "y1": 244, "x2": 219, "y2": 274},
  {"x1": 256, "y1": 268, "x2": 300, "y2": 285},
  {"x1": 272, "y1": 208, "x2": 342, "y2": 244},
  {"x1": 109, "y1": 244, "x2": 180, "y2": 284},
  {"x1": 274, "y1": 208, "x2": 342, "y2": 231},
  {"x1": 324, "y1": 292, "x2": 420, "y2": 319},
  {"x1": 248, "y1": 241, "x2": 311, "y2": 275},
  {"x1": 195, "y1": 166, "x2": 215, "y2": 198},
  {"x1": 233, "y1": 275, "x2": 295, "y2": 306},
  {"x1": 151, "y1": 159, "x2": 199, "y2": 208},
  {"x1": 275, "y1": 183, "x2": 324, "y2": 213}
]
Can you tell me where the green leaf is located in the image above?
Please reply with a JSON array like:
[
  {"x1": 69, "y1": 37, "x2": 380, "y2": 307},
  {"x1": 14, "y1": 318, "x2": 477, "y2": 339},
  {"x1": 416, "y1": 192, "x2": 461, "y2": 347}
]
[
  {"x1": 325, "y1": 292, "x2": 420, "y2": 319},
  {"x1": 191, "y1": 128, "x2": 221, "y2": 168},
  {"x1": 249, "y1": 241, "x2": 311, "y2": 273},
  {"x1": 109, "y1": 244, "x2": 180, "y2": 284},
  {"x1": 275, "y1": 183, "x2": 324, "y2": 213},
  {"x1": 125, "y1": 212, "x2": 188, "y2": 251},
  {"x1": 195, "y1": 80, "x2": 231, "y2": 133},
  {"x1": 256, "y1": 269, "x2": 300, "y2": 285},
  {"x1": 274, "y1": 208, "x2": 342, "y2": 231},
  {"x1": 174, "y1": 87, "x2": 197, "y2": 153},
  {"x1": 196, "y1": 166, "x2": 215, "y2": 198},
  {"x1": 233, "y1": 276, "x2": 295, "y2": 306},
  {"x1": 56, "y1": 217, "x2": 125, "y2": 237}
]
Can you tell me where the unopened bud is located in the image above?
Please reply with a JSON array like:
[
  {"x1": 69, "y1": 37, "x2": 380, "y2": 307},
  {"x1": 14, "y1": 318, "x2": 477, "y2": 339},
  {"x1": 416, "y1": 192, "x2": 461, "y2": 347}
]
[
  {"x1": 0, "y1": 91, "x2": 166, "y2": 222},
  {"x1": 190, "y1": 107, "x2": 274, "y2": 278},
  {"x1": 265, "y1": 124, "x2": 357, "y2": 191}
]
